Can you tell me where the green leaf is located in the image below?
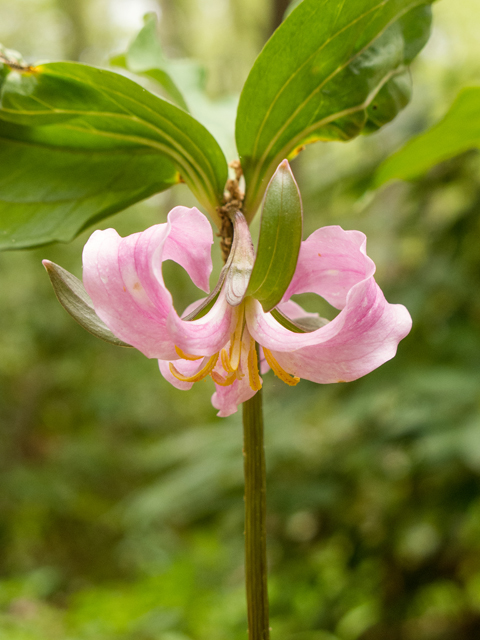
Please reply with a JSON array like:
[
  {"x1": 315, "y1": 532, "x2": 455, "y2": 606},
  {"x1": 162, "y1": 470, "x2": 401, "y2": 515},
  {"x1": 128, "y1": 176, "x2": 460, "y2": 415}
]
[
  {"x1": 42, "y1": 260, "x2": 132, "y2": 347},
  {"x1": 110, "y1": 13, "x2": 189, "y2": 112},
  {"x1": 236, "y1": 0, "x2": 432, "y2": 218},
  {"x1": 375, "y1": 87, "x2": 480, "y2": 185},
  {"x1": 0, "y1": 120, "x2": 179, "y2": 250},
  {"x1": 0, "y1": 61, "x2": 228, "y2": 246},
  {"x1": 246, "y1": 160, "x2": 302, "y2": 312}
]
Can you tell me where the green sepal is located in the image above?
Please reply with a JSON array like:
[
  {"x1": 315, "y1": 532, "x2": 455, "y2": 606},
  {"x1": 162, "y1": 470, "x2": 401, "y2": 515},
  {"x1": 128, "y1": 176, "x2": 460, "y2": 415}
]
[
  {"x1": 246, "y1": 160, "x2": 302, "y2": 312},
  {"x1": 43, "y1": 260, "x2": 132, "y2": 347},
  {"x1": 270, "y1": 308, "x2": 329, "y2": 333}
]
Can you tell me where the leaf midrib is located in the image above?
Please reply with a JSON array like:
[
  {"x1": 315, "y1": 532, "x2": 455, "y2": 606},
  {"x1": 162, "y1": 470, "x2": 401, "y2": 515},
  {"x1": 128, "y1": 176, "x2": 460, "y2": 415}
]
[
  {"x1": 247, "y1": 65, "x2": 404, "y2": 214},
  {"x1": 245, "y1": 0, "x2": 422, "y2": 209},
  {"x1": 3, "y1": 65, "x2": 224, "y2": 206},
  {"x1": 0, "y1": 106, "x2": 214, "y2": 206},
  {"x1": 249, "y1": 0, "x2": 388, "y2": 160}
]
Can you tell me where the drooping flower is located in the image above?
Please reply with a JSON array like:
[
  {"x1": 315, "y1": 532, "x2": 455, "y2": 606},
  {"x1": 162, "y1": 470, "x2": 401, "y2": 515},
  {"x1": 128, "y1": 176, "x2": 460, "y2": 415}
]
[{"x1": 82, "y1": 206, "x2": 412, "y2": 417}]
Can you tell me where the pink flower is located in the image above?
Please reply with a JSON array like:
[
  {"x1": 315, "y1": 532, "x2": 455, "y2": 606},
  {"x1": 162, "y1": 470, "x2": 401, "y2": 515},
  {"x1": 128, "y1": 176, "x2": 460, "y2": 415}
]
[{"x1": 82, "y1": 206, "x2": 412, "y2": 417}]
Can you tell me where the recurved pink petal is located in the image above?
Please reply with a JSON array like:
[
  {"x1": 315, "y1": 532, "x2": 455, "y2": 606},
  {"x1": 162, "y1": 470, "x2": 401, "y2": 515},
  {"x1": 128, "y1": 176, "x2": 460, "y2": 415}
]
[
  {"x1": 82, "y1": 226, "x2": 174, "y2": 358},
  {"x1": 283, "y1": 226, "x2": 375, "y2": 310},
  {"x1": 82, "y1": 207, "x2": 214, "y2": 360},
  {"x1": 167, "y1": 288, "x2": 235, "y2": 357},
  {"x1": 154, "y1": 206, "x2": 213, "y2": 293},
  {"x1": 246, "y1": 276, "x2": 412, "y2": 384},
  {"x1": 212, "y1": 376, "x2": 256, "y2": 417}
]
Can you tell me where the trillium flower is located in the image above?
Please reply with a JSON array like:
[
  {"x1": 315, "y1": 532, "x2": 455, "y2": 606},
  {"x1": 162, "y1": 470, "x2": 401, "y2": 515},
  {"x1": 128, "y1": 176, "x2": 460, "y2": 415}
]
[{"x1": 79, "y1": 205, "x2": 412, "y2": 417}]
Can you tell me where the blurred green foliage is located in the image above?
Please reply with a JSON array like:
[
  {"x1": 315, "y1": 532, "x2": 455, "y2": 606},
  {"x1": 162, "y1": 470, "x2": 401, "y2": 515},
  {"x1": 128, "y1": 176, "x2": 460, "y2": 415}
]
[{"x1": 1, "y1": 0, "x2": 480, "y2": 639}]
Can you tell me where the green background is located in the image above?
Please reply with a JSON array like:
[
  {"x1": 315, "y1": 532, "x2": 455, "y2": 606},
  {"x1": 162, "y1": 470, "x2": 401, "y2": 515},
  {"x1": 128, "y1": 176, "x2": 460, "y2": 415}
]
[{"x1": 1, "y1": 0, "x2": 480, "y2": 638}]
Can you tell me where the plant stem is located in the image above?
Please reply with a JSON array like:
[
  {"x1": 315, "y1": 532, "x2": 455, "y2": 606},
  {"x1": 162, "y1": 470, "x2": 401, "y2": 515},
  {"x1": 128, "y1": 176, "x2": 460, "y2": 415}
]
[{"x1": 243, "y1": 387, "x2": 270, "y2": 640}]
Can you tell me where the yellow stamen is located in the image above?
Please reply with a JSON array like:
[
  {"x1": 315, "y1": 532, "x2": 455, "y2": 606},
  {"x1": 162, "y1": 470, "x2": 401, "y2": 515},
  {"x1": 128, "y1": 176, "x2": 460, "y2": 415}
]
[
  {"x1": 221, "y1": 348, "x2": 234, "y2": 373},
  {"x1": 247, "y1": 338, "x2": 262, "y2": 391},
  {"x1": 211, "y1": 370, "x2": 237, "y2": 387},
  {"x1": 263, "y1": 348, "x2": 300, "y2": 387},
  {"x1": 169, "y1": 353, "x2": 219, "y2": 383},
  {"x1": 229, "y1": 306, "x2": 245, "y2": 372},
  {"x1": 174, "y1": 345, "x2": 203, "y2": 361}
]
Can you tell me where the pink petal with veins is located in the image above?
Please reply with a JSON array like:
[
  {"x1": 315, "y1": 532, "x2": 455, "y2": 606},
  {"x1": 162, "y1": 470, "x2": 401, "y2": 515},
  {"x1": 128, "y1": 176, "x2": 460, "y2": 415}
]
[
  {"x1": 82, "y1": 207, "x2": 215, "y2": 360},
  {"x1": 167, "y1": 288, "x2": 235, "y2": 357},
  {"x1": 283, "y1": 226, "x2": 374, "y2": 310},
  {"x1": 246, "y1": 225, "x2": 412, "y2": 384}
]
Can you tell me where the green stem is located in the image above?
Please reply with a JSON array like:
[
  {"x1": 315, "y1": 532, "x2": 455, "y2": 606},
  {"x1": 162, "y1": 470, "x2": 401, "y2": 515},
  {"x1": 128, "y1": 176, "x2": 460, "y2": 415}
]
[{"x1": 243, "y1": 387, "x2": 270, "y2": 640}]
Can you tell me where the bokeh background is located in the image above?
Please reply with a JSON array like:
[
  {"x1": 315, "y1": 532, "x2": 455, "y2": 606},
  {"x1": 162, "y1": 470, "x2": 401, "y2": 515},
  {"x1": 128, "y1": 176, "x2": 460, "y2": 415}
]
[{"x1": 1, "y1": 1, "x2": 480, "y2": 638}]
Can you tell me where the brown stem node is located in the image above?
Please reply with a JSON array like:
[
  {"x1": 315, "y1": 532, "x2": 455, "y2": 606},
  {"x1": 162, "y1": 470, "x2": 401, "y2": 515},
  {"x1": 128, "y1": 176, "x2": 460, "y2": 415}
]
[{"x1": 217, "y1": 163, "x2": 245, "y2": 263}]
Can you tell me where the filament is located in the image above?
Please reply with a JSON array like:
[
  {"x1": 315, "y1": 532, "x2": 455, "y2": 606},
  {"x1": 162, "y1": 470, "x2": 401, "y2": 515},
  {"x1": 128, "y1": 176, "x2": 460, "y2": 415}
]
[
  {"x1": 169, "y1": 353, "x2": 219, "y2": 383},
  {"x1": 221, "y1": 348, "x2": 234, "y2": 373},
  {"x1": 262, "y1": 348, "x2": 300, "y2": 387},
  {"x1": 174, "y1": 345, "x2": 203, "y2": 361},
  {"x1": 247, "y1": 339, "x2": 262, "y2": 391}
]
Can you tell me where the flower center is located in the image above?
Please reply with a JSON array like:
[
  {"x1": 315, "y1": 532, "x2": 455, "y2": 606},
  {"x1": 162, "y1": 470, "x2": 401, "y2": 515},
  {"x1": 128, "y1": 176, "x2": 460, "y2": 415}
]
[
  {"x1": 169, "y1": 302, "x2": 300, "y2": 391},
  {"x1": 169, "y1": 304, "x2": 262, "y2": 391}
]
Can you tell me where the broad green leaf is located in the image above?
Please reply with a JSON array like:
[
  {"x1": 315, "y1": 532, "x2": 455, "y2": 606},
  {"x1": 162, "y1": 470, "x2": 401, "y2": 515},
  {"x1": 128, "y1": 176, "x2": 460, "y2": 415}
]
[
  {"x1": 110, "y1": 13, "x2": 189, "y2": 112},
  {"x1": 0, "y1": 61, "x2": 228, "y2": 244},
  {"x1": 43, "y1": 260, "x2": 132, "y2": 347},
  {"x1": 236, "y1": 0, "x2": 432, "y2": 218},
  {"x1": 246, "y1": 160, "x2": 302, "y2": 312},
  {"x1": 0, "y1": 120, "x2": 179, "y2": 250},
  {"x1": 375, "y1": 87, "x2": 480, "y2": 185}
]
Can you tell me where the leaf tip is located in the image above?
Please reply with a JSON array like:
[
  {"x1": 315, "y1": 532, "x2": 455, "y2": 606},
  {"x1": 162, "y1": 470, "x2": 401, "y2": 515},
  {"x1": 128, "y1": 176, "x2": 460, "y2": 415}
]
[
  {"x1": 274, "y1": 159, "x2": 297, "y2": 184},
  {"x1": 277, "y1": 159, "x2": 294, "y2": 177},
  {"x1": 42, "y1": 260, "x2": 56, "y2": 278}
]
